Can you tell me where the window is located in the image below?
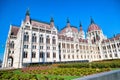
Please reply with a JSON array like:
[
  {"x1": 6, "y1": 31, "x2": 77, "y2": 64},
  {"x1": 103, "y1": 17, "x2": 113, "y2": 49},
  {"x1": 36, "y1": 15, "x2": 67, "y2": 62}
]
[
  {"x1": 47, "y1": 46, "x2": 50, "y2": 50},
  {"x1": 110, "y1": 54, "x2": 112, "y2": 57},
  {"x1": 53, "y1": 52, "x2": 56, "y2": 58},
  {"x1": 23, "y1": 51, "x2": 28, "y2": 58},
  {"x1": 40, "y1": 52, "x2": 43, "y2": 58},
  {"x1": 24, "y1": 32, "x2": 29, "y2": 42},
  {"x1": 24, "y1": 45, "x2": 28, "y2": 49},
  {"x1": 40, "y1": 46, "x2": 43, "y2": 49},
  {"x1": 115, "y1": 54, "x2": 118, "y2": 57},
  {"x1": 63, "y1": 54, "x2": 66, "y2": 59},
  {"x1": 52, "y1": 36, "x2": 56, "y2": 44},
  {"x1": 62, "y1": 43, "x2": 65, "y2": 48},
  {"x1": 32, "y1": 45, "x2": 36, "y2": 49},
  {"x1": 68, "y1": 55, "x2": 70, "y2": 59},
  {"x1": 40, "y1": 35, "x2": 44, "y2": 43},
  {"x1": 32, "y1": 52, "x2": 36, "y2": 58},
  {"x1": 77, "y1": 55, "x2": 79, "y2": 59},
  {"x1": 10, "y1": 41, "x2": 14, "y2": 48},
  {"x1": 46, "y1": 36, "x2": 50, "y2": 44},
  {"x1": 53, "y1": 47, "x2": 56, "y2": 50},
  {"x1": 47, "y1": 52, "x2": 50, "y2": 58},
  {"x1": 72, "y1": 55, "x2": 74, "y2": 59},
  {"x1": 71, "y1": 44, "x2": 74, "y2": 49},
  {"x1": 67, "y1": 44, "x2": 70, "y2": 48},
  {"x1": 32, "y1": 33, "x2": 37, "y2": 43}
]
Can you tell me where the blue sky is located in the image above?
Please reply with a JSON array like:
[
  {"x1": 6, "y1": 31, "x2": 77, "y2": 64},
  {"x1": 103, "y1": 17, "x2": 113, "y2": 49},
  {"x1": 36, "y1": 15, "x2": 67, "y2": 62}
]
[{"x1": 0, "y1": 0, "x2": 120, "y2": 60}]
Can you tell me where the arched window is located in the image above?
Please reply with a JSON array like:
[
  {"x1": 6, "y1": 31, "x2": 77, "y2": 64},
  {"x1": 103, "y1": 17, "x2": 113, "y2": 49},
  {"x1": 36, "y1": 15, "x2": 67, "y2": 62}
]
[
  {"x1": 40, "y1": 52, "x2": 43, "y2": 58},
  {"x1": 32, "y1": 52, "x2": 36, "y2": 58},
  {"x1": 53, "y1": 52, "x2": 56, "y2": 58},
  {"x1": 23, "y1": 51, "x2": 28, "y2": 58},
  {"x1": 47, "y1": 52, "x2": 50, "y2": 58},
  {"x1": 24, "y1": 32, "x2": 29, "y2": 42},
  {"x1": 39, "y1": 35, "x2": 44, "y2": 43},
  {"x1": 10, "y1": 41, "x2": 14, "y2": 48},
  {"x1": 32, "y1": 33, "x2": 37, "y2": 43},
  {"x1": 46, "y1": 36, "x2": 50, "y2": 44},
  {"x1": 68, "y1": 55, "x2": 70, "y2": 59},
  {"x1": 72, "y1": 55, "x2": 74, "y2": 59},
  {"x1": 63, "y1": 54, "x2": 66, "y2": 59},
  {"x1": 52, "y1": 36, "x2": 56, "y2": 44}
]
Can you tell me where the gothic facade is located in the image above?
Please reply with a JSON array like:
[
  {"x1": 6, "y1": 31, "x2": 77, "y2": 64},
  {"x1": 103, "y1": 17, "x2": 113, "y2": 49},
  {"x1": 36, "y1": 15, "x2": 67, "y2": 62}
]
[{"x1": 2, "y1": 10, "x2": 120, "y2": 68}]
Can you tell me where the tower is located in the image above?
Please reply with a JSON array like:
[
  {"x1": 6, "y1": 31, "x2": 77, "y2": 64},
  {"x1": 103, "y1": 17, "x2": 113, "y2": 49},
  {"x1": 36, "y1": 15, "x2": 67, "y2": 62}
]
[{"x1": 78, "y1": 22, "x2": 85, "y2": 39}]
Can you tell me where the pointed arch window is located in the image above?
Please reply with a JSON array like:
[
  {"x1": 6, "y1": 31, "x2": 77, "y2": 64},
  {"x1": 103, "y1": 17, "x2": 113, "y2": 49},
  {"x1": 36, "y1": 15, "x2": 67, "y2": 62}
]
[
  {"x1": 52, "y1": 36, "x2": 56, "y2": 44},
  {"x1": 23, "y1": 51, "x2": 28, "y2": 58},
  {"x1": 40, "y1": 52, "x2": 43, "y2": 58},
  {"x1": 24, "y1": 32, "x2": 29, "y2": 42},
  {"x1": 53, "y1": 52, "x2": 56, "y2": 58},
  {"x1": 46, "y1": 35, "x2": 50, "y2": 44},
  {"x1": 10, "y1": 41, "x2": 14, "y2": 48},
  {"x1": 32, "y1": 33, "x2": 37, "y2": 43},
  {"x1": 39, "y1": 34, "x2": 44, "y2": 43},
  {"x1": 47, "y1": 52, "x2": 50, "y2": 58},
  {"x1": 32, "y1": 51, "x2": 36, "y2": 58}
]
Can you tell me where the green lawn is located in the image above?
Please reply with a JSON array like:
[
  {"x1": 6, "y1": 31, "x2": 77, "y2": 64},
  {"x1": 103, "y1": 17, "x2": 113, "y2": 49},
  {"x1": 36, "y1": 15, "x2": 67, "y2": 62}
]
[{"x1": 0, "y1": 59, "x2": 120, "y2": 80}]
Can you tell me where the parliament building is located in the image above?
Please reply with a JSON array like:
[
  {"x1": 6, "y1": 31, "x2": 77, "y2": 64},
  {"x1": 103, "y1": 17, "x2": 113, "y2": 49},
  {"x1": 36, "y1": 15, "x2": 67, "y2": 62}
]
[{"x1": 2, "y1": 10, "x2": 120, "y2": 68}]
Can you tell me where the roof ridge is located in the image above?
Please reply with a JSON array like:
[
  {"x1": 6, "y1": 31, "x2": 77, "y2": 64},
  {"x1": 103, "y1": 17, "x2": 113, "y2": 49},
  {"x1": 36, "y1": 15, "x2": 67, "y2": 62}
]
[{"x1": 31, "y1": 19, "x2": 50, "y2": 25}]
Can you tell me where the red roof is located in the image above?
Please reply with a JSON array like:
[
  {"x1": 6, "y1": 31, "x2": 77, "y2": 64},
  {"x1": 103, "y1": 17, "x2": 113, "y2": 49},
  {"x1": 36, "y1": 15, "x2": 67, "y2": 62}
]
[
  {"x1": 88, "y1": 23, "x2": 100, "y2": 32},
  {"x1": 11, "y1": 26, "x2": 19, "y2": 36},
  {"x1": 60, "y1": 26, "x2": 78, "y2": 34},
  {"x1": 31, "y1": 20, "x2": 51, "y2": 29}
]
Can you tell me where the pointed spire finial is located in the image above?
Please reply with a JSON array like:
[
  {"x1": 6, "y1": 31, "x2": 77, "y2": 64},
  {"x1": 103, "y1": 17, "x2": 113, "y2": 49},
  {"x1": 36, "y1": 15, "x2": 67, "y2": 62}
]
[
  {"x1": 80, "y1": 22, "x2": 82, "y2": 27},
  {"x1": 79, "y1": 22, "x2": 83, "y2": 31},
  {"x1": 90, "y1": 16, "x2": 94, "y2": 24},
  {"x1": 26, "y1": 8, "x2": 30, "y2": 16},
  {"x1": 67, "y1": 17, "x2": 70, "y2": 23},
  {"x1": 50, "y1": 17, "x2": 54, "y2": 22}
]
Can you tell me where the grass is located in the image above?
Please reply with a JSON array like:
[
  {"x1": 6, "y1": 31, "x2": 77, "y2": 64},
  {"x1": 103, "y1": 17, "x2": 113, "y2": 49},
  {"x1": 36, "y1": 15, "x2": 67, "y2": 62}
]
[{"x1": 1, "y1": 59, "x2": 120, "y2": 80}]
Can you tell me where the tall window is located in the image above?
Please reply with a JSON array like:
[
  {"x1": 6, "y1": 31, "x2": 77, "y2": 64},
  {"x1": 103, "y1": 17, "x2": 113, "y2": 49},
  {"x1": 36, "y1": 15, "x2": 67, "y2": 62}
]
[
  {"x1": 39, "y1": 35, "x2": 44, "y2": 43},
  {"x1": 10, "y1": 41, "x2": 14, "y2": 48},
  {"x1": 53, "y1": 52, "x2": 56, "y2": 58},
  {"x1": 52, "y1": 36, "x2": 56, "y2": 44},
  {"x1": 24, "y1": 32, "x2": 29, "y2": 42},
  {"x1": 68, "y1": 55, "x2": 70, "y2": 59},
  {"x1": 71, "y1": 44, "x2": 74, "y2": 49},
  {"x1": 32, "y1": 52, "x2": 36, "y2": 58},
  {"x1": 46, "y1": 36, "x2": 50, "y2": 44},
  {"x1": 40, "y1": 52, "x2": 43, "y2": 58},
  {"x1": 72, "y1": 55, "x2": 74, "y2": 59},
  {"x1": 23, "y1": 51, "x2": 28, "y2": 58},
  {"x1": 32, "y1": 33, "x2": 37, "y2": 43},
  {"x1": 63, "y1": 54, "x2": 66, "y2": 59},
  {"x1": 47, "y1": 52, "x2": 50, "y2": 58}
]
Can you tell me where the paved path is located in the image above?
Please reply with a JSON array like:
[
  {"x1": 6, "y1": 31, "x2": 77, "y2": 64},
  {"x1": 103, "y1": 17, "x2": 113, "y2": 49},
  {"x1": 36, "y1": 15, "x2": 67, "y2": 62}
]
[{"x1": 73, "y1": 69, "x2": 120, "y2": 80}]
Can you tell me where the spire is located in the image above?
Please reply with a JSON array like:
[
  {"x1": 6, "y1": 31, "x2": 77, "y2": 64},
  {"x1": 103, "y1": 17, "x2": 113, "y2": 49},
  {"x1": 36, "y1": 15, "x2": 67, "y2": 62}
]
[
  {"x1": 66, "y1": 17, "x2": 70, "y2": 28},
  {"x1": 90, "y1": 16, "x2": 94, "y2": 24},
  {"x1": 50, "y1": 17, "x2": 54, "y2": 28},
  {"x1": 25, "y1": 8, "x2": 30, "y2": 22},
  {"x1": 26, "y1": 8, "x2": 30, "y2": 16},
  {"x1": 50, "y1": 17, "x2": 54, "y2": 22},
  {"x1": 79, "y1": 22, "x2": 83, "y2": 31},
  {"x1": 67, "y1": 17, "x2": 70, "y2": 23}
]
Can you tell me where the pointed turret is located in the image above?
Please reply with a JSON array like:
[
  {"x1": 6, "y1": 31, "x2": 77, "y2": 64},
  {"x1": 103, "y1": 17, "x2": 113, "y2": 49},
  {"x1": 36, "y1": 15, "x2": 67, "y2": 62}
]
[
  {"x1": 79, "y1": 22, "x2": 83, "y2": 31},
  {"x1": 90, "y1": 17, "x2": 94, "y2": 24},
  {"x1": 50, "y1": 17, "x2": 54, "y2": 27},
  {"x1": 25, "y1": 9, "x2": 30, "y2": 22},
  {"x1": 50, "y1": 17, "x2": 54, "y2": 22},
  {"x1": 79, "y1": 22, "x2": 85, "y2": 39},
  {"x1": 26, "y1": 9, "x2": 30, "y2": 16},
  {"x1": 67, "y1": 17, "x2": 70, "y2": 28}
]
